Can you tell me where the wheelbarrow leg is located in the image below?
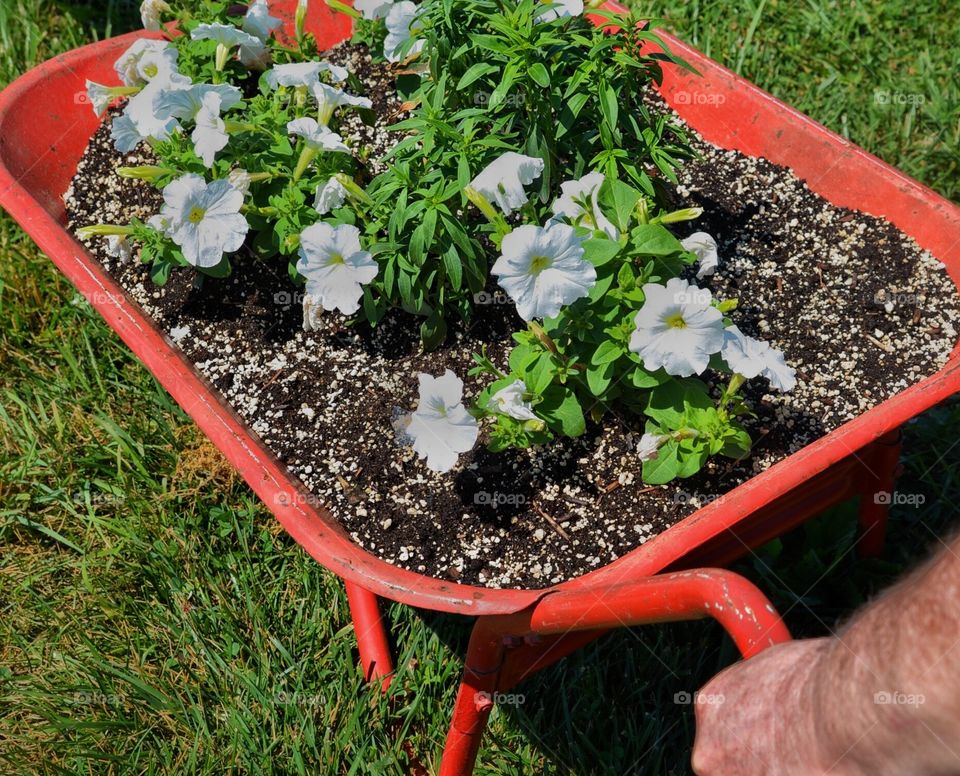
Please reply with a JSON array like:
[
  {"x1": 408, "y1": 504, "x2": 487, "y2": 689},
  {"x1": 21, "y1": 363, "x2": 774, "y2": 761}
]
[
  {"x1": 439, "y1": 620, "x2": 505, "y2": 776},
  {"x1": 856, "y1": 428, "x2": 903, "y2": 558},
  {"x1": 344, "y1": 581, "x2": 394, "y2": 687}
]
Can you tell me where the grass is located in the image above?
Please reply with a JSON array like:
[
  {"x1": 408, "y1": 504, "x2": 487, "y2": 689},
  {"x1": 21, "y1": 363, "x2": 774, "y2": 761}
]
[{"x1": 1, "y1": 1, "x2": 958, "y2": 773}]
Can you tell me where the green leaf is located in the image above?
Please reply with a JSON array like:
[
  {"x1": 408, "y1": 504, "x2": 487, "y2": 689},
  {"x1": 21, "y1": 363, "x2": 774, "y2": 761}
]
[
  {"x1": 642, "y1": 440, "x2": 681, "y2": 484},
  {"x1": 630, "y1": 367, "x2": 667, "y2": 389},
  {"x1": 582, "y1": 237, "x2": 622, "y2": 266},
  {"x1": 420, "y1": 311, "x2": 448, "y2": 351},
  {"x1": 528, "y1": 62, "x2": 550, "y2": 88},
  {"x1": 602, "y1": 179, "x2": 642, "y2": 232},
  {"x1": 720, "y1": 426, "x2": 752, "y2": 459},
  {"x1": 591, "y1": 340, "x2": 623, "y2": 366},
  {"x1": 645, "y1": 378, "x2": 712, "y2": 428},
  {"x1": 539, "y1": 386, "x2": 586, "y2": 437},
  {"x1": 630, "y1": 223, "x2": 685, "y2": 257},
  {"x1": 457, "y1": 62, "x2": 498, "y2": 90},
  {"x1": 586, "y1": 361, "x2": 614, "y2": 395},
  {"x1": 599, "y1": 83, "x2": 619, "y2": 132},
  {"x1": 442, "y1": 246, "x2": 463, "y2": 290},
  {"x1": 526, "y1": 353, "x2": 558, "y2": 395}
]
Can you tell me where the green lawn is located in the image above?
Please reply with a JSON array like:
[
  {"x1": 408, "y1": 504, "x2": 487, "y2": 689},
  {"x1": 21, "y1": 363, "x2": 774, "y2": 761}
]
[{"x1": 1, "y1": 1, "x2": 958, "y2": 773}]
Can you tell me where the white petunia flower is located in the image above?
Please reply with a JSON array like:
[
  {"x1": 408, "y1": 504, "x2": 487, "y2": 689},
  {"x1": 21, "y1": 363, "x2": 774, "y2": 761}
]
[
  {"x1": 406, "y1": 370, "x2": 479, "y2": 473},
  {"x1": 227, "y1": 168, "x2": 253, "y2": 197},
  {"x1": 313, "y1": 177, "x2": 348, "y2": 214},
  {"x1": 296, "y1": 222, "x2": 378, "y2": 316},
  {"x1": 243, "y1": 0, "x2": 282, "y2": 41},
  {"x1": 191, "y1": 23, "x2": 265, "y2": 69},
  {"x1": 355, "y1": 0, "x2": 394, "y2": 19},
  {"x1": 104, "y1": 235, "x2": 133, "y2": 263},
  {"x1": 111, "y1": 80, "x2": 182, "y2": 152},
  {"x1": 136, "y1": 47, "x2": 190, "y2": 86},
  {"x1": 681, "y1": 231, "x2": 720, "y2": 279},
  {"x1": 302, "y1": 295, "x2": 324, "y2": 331},
  {"x1": 155, "y1": 83, "x2": 242, "y2": 122},
  {"x1": 721, "y1": 325, "x2": 797, "y2": 392},
  {"x1": 191, "y1": 22, "x2": 264, "y2": 50},
  {"x1": 551, "y1": 171, "x2": 618, "y2": 240},
  {"x1": 636, "y1": 432, "x2": 664, "y2": 462},
  {"x1": 140, "y1": 0, "x2": 171, "y2": 30},
  {"x1": 238, "y1": 38, "x2": 272, "y2": 70},
  {"x1": 84, "y1": 81, "x2": 115, "y2": 116},
  {"x1": 110, "y1": 113, "x2": 143, "y2": 152},
  {"x1": 192, "y1": 92, "x2": 229, "y2": 167},
  {"x1": 311, "y1": 82, "x2": 372, "y2": 127},
  {"x1": 536, "y1": 0, "x2": 584, "y2": 22},
  {"x1": 471, "y1": 152, "x2": 545, "y2": 215},
  {"x1": 265, "y1": 61, "x2": 349, "y2": 90},
  {"x1": 113, "y1": 40, "x2": 183, "y2": 86},
  {"x1": 159, "y1": 174, "x2": 249, "y2": 268},
  {"x1": 147, "y1": 213, "x2": 173, "y2": 236},
  {"x1": 492, "y1": 221, "x2": 594, "y2": 321},
  {"x1": 384, "y1": 1, "x2": 424, "y2": 63},
  {"x1": 629, "y1": 277, "x2": 725, "y2": 377},
  {"x1": 287, "y1": 117, "x2": 350, "y2": 153},
  {"x1": 489, "y1": 379, "x2": 538, "y2": 421}
]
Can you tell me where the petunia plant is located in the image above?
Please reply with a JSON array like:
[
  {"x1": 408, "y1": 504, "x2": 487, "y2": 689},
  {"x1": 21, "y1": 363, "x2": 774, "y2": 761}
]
[{"x1": 75, "y1": 0, "x2": 798, "y2": 485}]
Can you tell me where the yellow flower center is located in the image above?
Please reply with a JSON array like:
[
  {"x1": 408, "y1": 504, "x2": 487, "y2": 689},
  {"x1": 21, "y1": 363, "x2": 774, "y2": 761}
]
[
  {"x1": 188, "y1": 206, "x2": 206, "y2": 224},
  {"x1": 143, "y1": 63, "x2": 159, "y2": 78},
  {"x1": 329, "y1": 253, "x2": 345, "y2": 265},
  {"x1": 529, "y1": 255, "x2": 552, "y2": 274},
  {"x1": 665, "y1": 313, "x2": 688, "y2": 329}
]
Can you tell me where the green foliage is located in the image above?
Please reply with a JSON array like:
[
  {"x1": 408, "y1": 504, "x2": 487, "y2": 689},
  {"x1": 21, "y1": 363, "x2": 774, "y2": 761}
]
[
  {"x1": 352, "y1": 0, "x2": 694, "y2": 329},
  {"x1": 469, "y1": 178, "x2": 751, "y2": 482}
]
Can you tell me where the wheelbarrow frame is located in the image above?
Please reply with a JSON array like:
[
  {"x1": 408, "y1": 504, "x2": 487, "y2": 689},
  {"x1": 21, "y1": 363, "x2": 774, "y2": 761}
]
[{"x1": 1, "y1": 2, "x2": 958, "y2": 772}]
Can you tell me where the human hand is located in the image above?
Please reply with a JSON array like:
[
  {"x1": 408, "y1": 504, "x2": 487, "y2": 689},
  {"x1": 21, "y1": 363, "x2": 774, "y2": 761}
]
[{"x1": 691, "y1": 638, "x2": 862, "y2": 776}]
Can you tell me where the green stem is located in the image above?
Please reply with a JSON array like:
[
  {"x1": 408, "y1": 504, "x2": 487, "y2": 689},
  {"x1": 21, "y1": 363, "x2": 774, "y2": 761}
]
[
  {"x1": 292, "y1": 146, "x2": 319, "y2": 181},
  {"x1": 76, "y1": 224, "x2": 134, "y2": 239}
]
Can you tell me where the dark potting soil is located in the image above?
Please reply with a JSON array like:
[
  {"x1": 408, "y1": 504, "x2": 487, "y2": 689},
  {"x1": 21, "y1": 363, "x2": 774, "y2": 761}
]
[{"x1": 64, "y1": 43, "x2": 960, "y2": 589}]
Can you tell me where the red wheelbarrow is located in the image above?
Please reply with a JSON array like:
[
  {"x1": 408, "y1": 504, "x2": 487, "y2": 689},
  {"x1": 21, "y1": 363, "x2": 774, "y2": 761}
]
[{"x1": 1, "y1": 2, "x2": 959, "y2": 773}]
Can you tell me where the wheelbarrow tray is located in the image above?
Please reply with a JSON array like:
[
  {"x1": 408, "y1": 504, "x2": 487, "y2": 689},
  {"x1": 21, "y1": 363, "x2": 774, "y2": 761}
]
[{"x1": 1, "y1": 8, "x2": 959, "y2": 621}]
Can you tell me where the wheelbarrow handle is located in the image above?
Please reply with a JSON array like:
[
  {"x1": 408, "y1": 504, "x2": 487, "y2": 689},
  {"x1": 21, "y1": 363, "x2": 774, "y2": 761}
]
[
  {"x1": 439, "y1": 569, "x2": 790, "y2": 776},
  {"x1": 528, "y1": 567, "x2": 792, "y2": 659}
]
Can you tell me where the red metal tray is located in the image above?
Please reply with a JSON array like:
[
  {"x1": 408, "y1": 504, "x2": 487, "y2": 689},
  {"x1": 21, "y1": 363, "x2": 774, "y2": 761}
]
[{"x1": 1, "y1": 3, "x2": 957, "y2": 616}]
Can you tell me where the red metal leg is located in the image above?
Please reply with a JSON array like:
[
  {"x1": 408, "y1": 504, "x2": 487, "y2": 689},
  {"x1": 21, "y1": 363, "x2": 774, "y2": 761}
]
[
  {"x1": 344, "y1": 581, "x2": 394, "y2": 687},
  {"x1": 856, "y1": 429, "x2": 903, "y2": 558},
  {"x1": 439, "y1": 568, "x2": 791, "y2": 775}
]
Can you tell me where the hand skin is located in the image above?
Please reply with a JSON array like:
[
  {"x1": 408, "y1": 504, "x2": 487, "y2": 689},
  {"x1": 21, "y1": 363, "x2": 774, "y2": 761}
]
[{"x1": 692, "y1": 533, "x2": 960, "y2": 775}]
